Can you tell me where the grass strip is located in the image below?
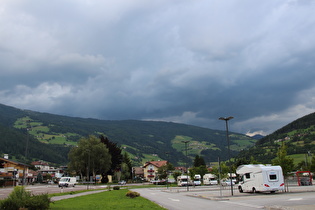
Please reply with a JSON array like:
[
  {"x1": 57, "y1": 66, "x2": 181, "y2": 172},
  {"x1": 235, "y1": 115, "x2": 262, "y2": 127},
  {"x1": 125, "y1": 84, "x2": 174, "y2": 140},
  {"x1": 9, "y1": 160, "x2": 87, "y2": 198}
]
[{"x1": 50, "y1": 189, "x2": 166, "y2": 209}]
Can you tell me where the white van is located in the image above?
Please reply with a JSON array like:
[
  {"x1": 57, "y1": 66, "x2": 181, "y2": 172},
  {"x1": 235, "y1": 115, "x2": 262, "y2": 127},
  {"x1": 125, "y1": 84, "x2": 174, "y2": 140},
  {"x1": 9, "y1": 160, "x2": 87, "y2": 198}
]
[
  {"x1": 193, "y1": 174, "x2": 201, "y2": 186},
  {"x1": 203, "y1": 173, "x2": 218, "y2": 185},
  {"x1": 236, "y1": 164, "x2": 284, "y2": 193},
  {"x1": 58, "y1": 177, "x2": 77, "y2": 187},
  {"x1": 177, "y1": 175, "x2": 193, "y2": 186}
]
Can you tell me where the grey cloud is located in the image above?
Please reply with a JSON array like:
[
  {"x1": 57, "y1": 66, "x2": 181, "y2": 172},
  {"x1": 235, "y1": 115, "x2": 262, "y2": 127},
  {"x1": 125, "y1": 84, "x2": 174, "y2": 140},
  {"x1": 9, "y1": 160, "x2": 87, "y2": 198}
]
[{"x1": 1, "y1": 1, "x2": 315, "y2": 135}]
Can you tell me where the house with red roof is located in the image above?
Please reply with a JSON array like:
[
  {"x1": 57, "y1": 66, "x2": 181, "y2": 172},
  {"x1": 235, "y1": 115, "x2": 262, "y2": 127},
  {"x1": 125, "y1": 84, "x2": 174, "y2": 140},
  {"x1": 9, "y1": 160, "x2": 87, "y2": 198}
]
[{"x1": 142, "y1": 160, "x2": 168, "y2": 181}]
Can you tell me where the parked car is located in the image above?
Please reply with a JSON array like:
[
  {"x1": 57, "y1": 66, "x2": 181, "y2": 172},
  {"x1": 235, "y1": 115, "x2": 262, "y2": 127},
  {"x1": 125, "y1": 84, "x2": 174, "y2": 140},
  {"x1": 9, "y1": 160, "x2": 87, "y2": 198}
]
[
  {"x1": 118, "y1": 180, "x2": 126, "y2": 185},
  {"x1": 221, "y1": 179, "x2": 236, "y2": 186}
]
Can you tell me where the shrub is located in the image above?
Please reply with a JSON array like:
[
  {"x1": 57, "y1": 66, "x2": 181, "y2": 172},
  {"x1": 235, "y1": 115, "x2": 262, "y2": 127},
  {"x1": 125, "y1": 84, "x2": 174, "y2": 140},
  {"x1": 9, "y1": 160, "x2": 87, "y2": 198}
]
[
  {"x1": 0, "y1": 186, "x2": 31, "y2": 209},
  {"x1": 113, "y1": 186, "x2": 120, "y2": 190},
  {"x1": 125, "y1": 191, "x2": 140, "y2": 198},
  {"x1": 0, "y1": 186, "x2": 51, "y2": 210},
  {"x1": 26, "y1": 194, "x2": 51, "y2": 210}
]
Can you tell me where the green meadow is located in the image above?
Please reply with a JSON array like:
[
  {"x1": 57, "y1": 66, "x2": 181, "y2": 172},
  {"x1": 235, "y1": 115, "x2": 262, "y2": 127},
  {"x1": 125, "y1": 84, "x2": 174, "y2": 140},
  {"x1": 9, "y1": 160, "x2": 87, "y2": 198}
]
[{"x1": 50, "y1": 189, "x2": 166, "y2": 210}]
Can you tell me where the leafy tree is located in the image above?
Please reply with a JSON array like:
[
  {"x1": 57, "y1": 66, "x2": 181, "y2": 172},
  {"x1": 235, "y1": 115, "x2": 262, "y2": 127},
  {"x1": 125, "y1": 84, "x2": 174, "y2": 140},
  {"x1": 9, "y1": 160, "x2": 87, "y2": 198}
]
[
  {"x1": 272, "y1": 142, "x2": 294, "y2": 177},
  {"x1": 68, "y1": 135, "x2": 111, "y2": 180},
  {"x1": 157, "y1": 162, "x2": 175, "y2": 180},
  {"x1": 190, "y1": 165, "x2": 208, "y2": 179},
  {"x1": 193, "y1": 155, "x2": 206, "y2": 167},
  {"x1": 211, "y1": 163, "x2": 230, "y2": 182}
]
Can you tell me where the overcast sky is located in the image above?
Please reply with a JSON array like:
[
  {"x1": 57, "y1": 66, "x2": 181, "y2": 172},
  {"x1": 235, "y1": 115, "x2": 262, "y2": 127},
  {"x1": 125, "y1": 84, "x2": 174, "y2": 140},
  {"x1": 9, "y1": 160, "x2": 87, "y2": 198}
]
[{"x1": 1, "y1": 0, "x2": 315, "y2": 136}]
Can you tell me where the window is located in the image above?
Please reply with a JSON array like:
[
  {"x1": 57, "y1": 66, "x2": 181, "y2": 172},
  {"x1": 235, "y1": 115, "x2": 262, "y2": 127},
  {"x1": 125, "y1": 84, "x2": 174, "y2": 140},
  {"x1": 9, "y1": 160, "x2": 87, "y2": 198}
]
[
  {"x1": 269, "y1": 174, "x2": 277, "y2": 180},
  {"x1": 245, "y1": 173, "x2": 250, "y2": 179}
]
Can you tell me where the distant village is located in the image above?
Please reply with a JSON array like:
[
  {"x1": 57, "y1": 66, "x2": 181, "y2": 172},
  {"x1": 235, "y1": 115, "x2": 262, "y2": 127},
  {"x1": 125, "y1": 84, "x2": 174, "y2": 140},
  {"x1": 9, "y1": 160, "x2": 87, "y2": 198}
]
[{"x1": 0, "y1": 153, "x2": 192, "y2": 187}]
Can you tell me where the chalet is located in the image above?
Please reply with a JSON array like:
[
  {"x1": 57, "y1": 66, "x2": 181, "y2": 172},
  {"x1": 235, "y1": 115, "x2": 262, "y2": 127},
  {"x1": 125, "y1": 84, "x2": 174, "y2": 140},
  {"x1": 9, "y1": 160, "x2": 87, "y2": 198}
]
[
  {"x1": 31, "y1": 160, "x2": 50, "y2": 170},
  {"x1": 0, "y1": 154, "x2": 31, "y2": 186},
  {"x1": 143, "y1": 160, "x2": 167, "y2": 181},
  {"x1": 132, "y1": 167, "x2": 144, "y2": 180}
]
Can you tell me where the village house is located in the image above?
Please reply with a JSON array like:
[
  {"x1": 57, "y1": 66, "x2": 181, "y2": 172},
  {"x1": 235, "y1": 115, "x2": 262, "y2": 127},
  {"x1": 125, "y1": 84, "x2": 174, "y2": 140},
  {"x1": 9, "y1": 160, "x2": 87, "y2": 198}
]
[
  {"x1": 31, "y1": 160, "x2": 64, "y2": 179},
  {"x1": 31, "y1": 160, "x2": 50, "y2": 170},
  {"x1": 142, "y1": 160, "x2": 167, "y2": 181},
  {"x1": 0, "y1": 154, "x2": 32, "y2": 186}
]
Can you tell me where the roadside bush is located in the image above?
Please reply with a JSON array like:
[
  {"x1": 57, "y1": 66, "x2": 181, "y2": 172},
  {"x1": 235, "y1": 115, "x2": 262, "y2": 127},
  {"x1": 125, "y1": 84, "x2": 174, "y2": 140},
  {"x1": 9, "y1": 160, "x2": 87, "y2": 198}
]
[
  {"x1": 125, "y1": 191, "x2": 140, "y2": 198},
  {"x1": 0, "y1": 186, "x2": 51, "y2": 210},
  {"x1": 25, "y1": 194, "x2": 51, "y2": 210},
  {"x1": 113, "y1": 186, "x2": 120, "y2": 190}
]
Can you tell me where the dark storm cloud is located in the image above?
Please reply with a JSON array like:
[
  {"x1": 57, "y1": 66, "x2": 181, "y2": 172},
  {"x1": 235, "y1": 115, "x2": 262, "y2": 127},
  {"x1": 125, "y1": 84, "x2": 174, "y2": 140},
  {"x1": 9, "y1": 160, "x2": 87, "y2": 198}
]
[{"x1": 1, "y1": 0, "x2": 315, "y2": 135}]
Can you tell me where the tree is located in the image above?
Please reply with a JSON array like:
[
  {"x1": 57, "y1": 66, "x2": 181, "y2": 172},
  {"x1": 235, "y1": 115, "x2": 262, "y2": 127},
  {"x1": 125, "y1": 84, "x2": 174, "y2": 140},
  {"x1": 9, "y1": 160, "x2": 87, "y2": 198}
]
[
  {"x1": 211, "y1": 163, "x2": 230, "y2": 182},
  {"x1": 121, "y1": 152, "x2": 132, "y2": 181},
  {"x1": 68, "y1": 135, "x2": 111, "y2": 180},
  {"x1": 310, "y1": 156, "x2": 315, "y2": 173},
  {"x1": 100, "y1": 136, "x2": 123, "y2": 181},
  {"x1": 190, "y1": 165, "x2": 208, "y2": 179},
  {"x1": 272, "y1": 142, "x2": 294, "y2": 177},
  {"x1": 193, "y1": 155, "x2": 206, "y2": 167},
  {"x1": 157, "y1": 162, "x2": 175, "y2": 180}
]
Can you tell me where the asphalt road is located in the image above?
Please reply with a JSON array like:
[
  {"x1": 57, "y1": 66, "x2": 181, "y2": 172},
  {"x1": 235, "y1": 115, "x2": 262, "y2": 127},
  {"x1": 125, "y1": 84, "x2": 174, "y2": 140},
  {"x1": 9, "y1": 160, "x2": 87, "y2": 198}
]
[
  {"x1": 1, "y1": 184, "x2": 315, "y2": 209},
  {"x1": 0, "y1": 183, "x2": 110, "y2": 200}
]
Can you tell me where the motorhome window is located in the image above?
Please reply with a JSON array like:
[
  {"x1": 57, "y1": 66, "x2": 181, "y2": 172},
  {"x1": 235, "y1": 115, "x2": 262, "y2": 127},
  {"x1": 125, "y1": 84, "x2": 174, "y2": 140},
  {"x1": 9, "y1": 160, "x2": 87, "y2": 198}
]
[
  {"x1": 245, "y1": 173, "x2": 250, "y2": 179},
  {"x1": 269, "y1": 174, "x2": 277, "y2": 180}
]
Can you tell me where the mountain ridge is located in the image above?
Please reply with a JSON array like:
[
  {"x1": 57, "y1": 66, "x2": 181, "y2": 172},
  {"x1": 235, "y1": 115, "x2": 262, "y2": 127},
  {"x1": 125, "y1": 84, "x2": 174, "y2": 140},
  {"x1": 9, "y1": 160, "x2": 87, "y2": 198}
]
[{"x1": 0, "y1": 103, "x2": 256, "y2": 166}]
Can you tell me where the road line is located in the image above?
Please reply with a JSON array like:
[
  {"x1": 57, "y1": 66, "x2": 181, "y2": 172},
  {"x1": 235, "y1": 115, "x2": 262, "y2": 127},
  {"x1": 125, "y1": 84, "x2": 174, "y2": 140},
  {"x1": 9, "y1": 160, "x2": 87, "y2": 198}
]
[
  {"x1": 289, "y1": 198, "x2": 303, "y2": 201},
  {"x1": 168, "y1": 198, "x2": 180, "y2": 202},
  {"x1": 220, "y1": 200, "x2": 265, "y2": 209}
]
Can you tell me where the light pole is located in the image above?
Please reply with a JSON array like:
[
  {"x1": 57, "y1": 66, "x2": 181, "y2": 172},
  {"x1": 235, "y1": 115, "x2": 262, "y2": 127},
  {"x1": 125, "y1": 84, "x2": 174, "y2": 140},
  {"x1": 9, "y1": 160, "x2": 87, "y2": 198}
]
[
  {"x1": 22, "y1": 120, "x2": 31, "y2": 186},
  {"x1": 219, "y1": 116, "x2": 234, "y2": 196},
  {"x1": 182, "y1": 140, "x2": 190, "y2": 191}
]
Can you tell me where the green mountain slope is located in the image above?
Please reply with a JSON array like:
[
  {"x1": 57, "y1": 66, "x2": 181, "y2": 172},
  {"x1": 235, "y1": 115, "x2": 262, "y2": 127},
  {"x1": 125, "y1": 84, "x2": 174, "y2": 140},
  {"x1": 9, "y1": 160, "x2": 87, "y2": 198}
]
[
  {"x1": 0, "y1": 103, "x2": 256, "y2": 166},
  {"x1": 237, "y1": 112, "x2": 315, "y2": 164}
]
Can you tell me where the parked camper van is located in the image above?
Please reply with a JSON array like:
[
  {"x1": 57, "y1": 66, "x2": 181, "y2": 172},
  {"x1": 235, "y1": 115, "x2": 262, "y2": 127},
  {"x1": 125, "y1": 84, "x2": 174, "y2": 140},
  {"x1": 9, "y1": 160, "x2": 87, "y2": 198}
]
[
  {"x1": 203, "y1": 173, "x2": 218, "y2": 185},
  {"x1": 236, "y1": 164, "x2": 284, "y2": 193},
  {"x1": 177, "y1": 175, "x2": 192, "y2": 186},
  {"x1": 193, "y1": 174, "x2": 201, "y2": 186},
  {"x1": 58, "y1": 177, "x2": 77, "y2": 187}
]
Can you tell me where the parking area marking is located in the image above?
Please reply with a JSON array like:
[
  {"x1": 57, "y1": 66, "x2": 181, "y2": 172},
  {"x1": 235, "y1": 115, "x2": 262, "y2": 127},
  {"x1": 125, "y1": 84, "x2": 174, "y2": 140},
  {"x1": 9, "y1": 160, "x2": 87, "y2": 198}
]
[{"x1": 220, "y1": 201, "x2": 265, "y2": 209}]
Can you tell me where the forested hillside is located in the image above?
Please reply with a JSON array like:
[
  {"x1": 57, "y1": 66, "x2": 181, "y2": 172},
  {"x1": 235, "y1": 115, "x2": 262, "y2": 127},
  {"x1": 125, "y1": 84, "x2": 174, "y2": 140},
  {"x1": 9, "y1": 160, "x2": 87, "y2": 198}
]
[
  {"x1": 0, "y1": 103, "x2": 255, "y2": 166},
  {"x1": 236, "y1": 112, "x2": 315, "y2": 165}
]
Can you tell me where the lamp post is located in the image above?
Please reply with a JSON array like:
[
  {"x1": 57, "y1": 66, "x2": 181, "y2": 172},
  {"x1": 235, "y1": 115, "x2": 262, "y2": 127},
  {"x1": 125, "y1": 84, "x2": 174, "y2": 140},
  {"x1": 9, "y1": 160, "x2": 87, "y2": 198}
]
[
  {"x1": 22, "y1": 120, "x2": 31, "y2": 186},
  {"x1": 219, "y1": 116, "x2": 234, "y2": 196},
  {"x1": 182, "y1": 140, "x2": 190, "y2": 191}
]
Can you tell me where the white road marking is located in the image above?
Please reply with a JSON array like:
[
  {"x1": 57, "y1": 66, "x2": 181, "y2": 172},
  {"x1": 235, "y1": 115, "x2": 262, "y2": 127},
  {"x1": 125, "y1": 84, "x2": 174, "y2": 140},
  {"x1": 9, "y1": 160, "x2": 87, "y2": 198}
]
[
  {"x1": 289, "y1": 198, "x2": 303, "y2": 201},
  {"x1": 168, "y1": 198, "x2": 180, "y2": 202},
  {"x1": 220, "y1": 201, "x2": 264, "y2": 209}
]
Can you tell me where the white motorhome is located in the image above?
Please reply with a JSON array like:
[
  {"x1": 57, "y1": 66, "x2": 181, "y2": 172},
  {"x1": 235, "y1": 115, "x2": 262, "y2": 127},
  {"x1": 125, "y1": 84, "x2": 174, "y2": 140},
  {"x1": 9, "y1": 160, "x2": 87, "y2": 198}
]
[
  {"x1": 58, "y1": 177, "x2": 77, "y2": 187},
  {"x1": 177, "y1": 175, "x2": 192, "y2": 186},
  {"x1": 193, "y1": 174, "x2": 201, "y2": 186},
  {"x1": 236, "y1": 164, "x2": 284, "y2": 193},
  {"x1": 203, "y1": 173, "x2": 218, "y2": 185}
]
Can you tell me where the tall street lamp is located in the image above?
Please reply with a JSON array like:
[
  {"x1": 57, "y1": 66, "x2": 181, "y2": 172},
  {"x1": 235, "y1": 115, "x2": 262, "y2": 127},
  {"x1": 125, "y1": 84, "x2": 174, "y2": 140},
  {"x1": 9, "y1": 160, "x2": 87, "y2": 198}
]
[
  {"x1": 182, "y1": 140, "x2": 190, "y2": 191},
  {"x1": 219, "y1": 116, "x2": 234, "y2": 196}
]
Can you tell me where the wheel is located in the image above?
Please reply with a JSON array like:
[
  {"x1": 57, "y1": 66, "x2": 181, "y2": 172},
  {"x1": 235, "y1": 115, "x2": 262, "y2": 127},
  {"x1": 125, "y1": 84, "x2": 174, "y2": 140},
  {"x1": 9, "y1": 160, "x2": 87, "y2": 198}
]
[
  {"x1": 252, "y1": 188, "x2": 256, "y2": 193},
  {"x1": 238, "y1": 186, "x2": 243, "y2": 193}
]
